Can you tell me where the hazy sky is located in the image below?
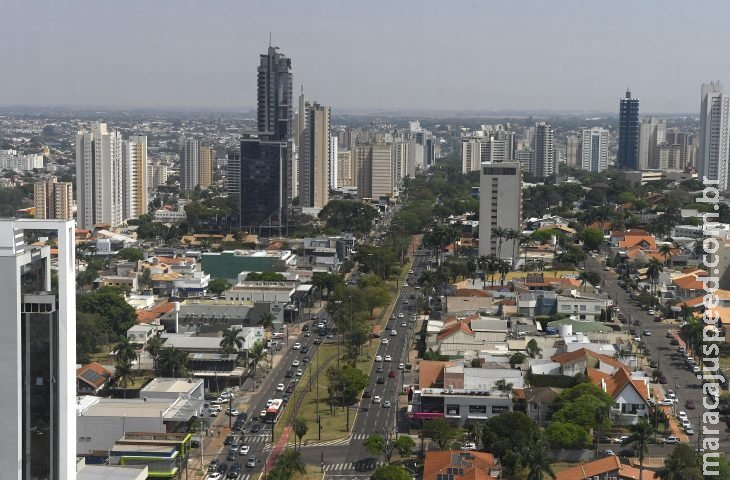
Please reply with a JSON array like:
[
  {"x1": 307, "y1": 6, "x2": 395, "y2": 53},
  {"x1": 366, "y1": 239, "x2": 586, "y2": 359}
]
[{"x1": 3, "y1": 0, "x2": 730, "y2": 113}]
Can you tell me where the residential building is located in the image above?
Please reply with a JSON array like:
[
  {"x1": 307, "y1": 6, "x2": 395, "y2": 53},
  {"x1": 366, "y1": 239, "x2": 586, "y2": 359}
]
[
  {"x1": 478, "y1": 162, "x2": 521, "y2": 260},
  {"x1": 329, "y1": 135, "x2": 338, "y2": 192},
  {"x1": 123, "y1": 135, "x2": 148, "y2": 221},
  {"x1": 257, "y1": 46, "x2": 293, "y2": 142},
  {"x1": 0, "y1": 149, "x2": 44, "y2": 172},
  {"x1": 638, "y1": 116, "x2": 666, "y2": 169},
  {"x1": 76, "y1": 122, "x2": 124, "y2": 229},
  {"x1": 34, "y1": 176, "x2": 73, "y2": 220},
  {"x1": 179, "y1": 138, "x2": 199, "y2": 192},
  {"x1": 698, "y1": 81, "x2": 730, "y2": 190},
  {"x1": 480, "y1": 137, "x2": 510, "y2": 164},
  {"x1": 0, "y1": 219, "x2": 76, "y2": 480},
  {"x1": 665, "y1": 128, "x2": 696, "y2": 169},
  {"x1": 199, "y1": 143, "x2": 214, "y2": 189},
  {"x1": 532, "y1": 122, "x2": 555, "y2": 177},
  {"x1": 76, "y1": 362, "x2": 113, "y2": 396},
  {"x1": 656, "y1": 143, "x2": 683, "y2": 170},
  {"x1": 393, "y1": 137, "x2": 411, "y2": 181},
  {"x1": 423, "y1": 451, "x2": 500, "y2": 480},
  {"x1": 515, "y1": 148, "x2": 533, "y2": 172},
  {"x1": 226, "y1": 151, "x2": 240, "y2": 197},
  {"x1": 356, "y1": 143, "x2": 396, "y2": 200},
  {"x1": 150, "y1": 161, "x2": 169, "y2": 191},
  {"x1": 554, "y1": 455, "x2": 651, "y2": 480},
  {"x1": 580, "y1": 127, "x2": 609, "y2": 172},
  {"x1": 298, "y1": 99, "x2": 331, "y2": 209},
  {"x1": 618, "y1": 89, "x2": 640, "y2": 170},
  {"x1": 565, "y1": 134, "x2": 580, "y2": 167},
  {"x1": 461, "y1": 137, "x2": 481, "y2": 173},
  {"x1": 336, "y1": 150, "x2": 353, "y2": 187}
]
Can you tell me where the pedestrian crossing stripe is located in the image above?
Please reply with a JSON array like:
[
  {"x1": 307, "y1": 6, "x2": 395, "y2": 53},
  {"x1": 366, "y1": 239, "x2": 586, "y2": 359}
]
[{"x1": 322, "y1": 462, "x2": 383, "y2": 472}]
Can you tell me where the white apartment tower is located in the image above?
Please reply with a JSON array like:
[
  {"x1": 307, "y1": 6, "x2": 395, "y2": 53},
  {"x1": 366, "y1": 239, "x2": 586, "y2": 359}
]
[
  {"x1": 298, "y1": 100, "x2": 331, "y2": 209},
  {"x1": 478, "y1": 162, "x2": 522, "y2": 261},
  {"x1": 180, "y1": 138, "x2": 200, "y2": 193},
  {"x1": 638, "y1": 116, "x2": 666, "y2": 169},
  {"x1": 462, "y1": 137, "x2": 482, "y2": 173},
  {"x1": 0, "y1": 219, "x2": 76, "y2": 480},
  {"x1": 329, "y1": 136, "x2": 338, "y2": 192},
  {"x1": 698, "y1": 82, "x2": 730, "y2": 190},
  {"x1": 123, "y1": 135, "x2": 148, "y2": 221},
  {"x1": 580, "y1": 128, "x2": 609, "y2": 172},
  {"x1": 76, "y1": 122, "x2": 124, "y2": 229}
]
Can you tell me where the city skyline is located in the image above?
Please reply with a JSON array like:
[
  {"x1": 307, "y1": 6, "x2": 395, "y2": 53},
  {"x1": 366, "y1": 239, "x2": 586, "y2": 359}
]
[{"x1": 3, "y1": 0, "x2": 730, "y2": 113}]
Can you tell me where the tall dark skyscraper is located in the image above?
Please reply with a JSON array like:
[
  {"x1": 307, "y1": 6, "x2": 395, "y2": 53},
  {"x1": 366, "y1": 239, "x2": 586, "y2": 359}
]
[
  {"x1": 617, "y1": 89, "x2": 640, "y2": 170},
  {"x1": 235, "y1": 46, "x2": 293, "y2": 233}
]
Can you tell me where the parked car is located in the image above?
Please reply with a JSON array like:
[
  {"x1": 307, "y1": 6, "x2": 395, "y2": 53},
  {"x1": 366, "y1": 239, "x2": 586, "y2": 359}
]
[
  {"x1": 246, "y1": 456, "x2": 257, "y2": 468},
  {"x1": 373, "y1": 396, "x2": 381, "y2": 404},
  {"x1": 363, "y1": 390, "x2": 372, "y2": 398},
  {"x1": 662, "y1": 436, "x2": 680, "y2": 444},
  {"x1": 685, "y1": 399, "x2": 696, "y2": 409}
]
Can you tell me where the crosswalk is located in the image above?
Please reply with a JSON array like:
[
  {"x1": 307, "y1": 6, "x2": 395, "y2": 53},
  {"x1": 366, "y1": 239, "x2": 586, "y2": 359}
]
[
  {"x1": 349, "y1": 433, "x2": 370, "y2": 441},
  {"x1": 303, "y1": 437, "x2": 351, "y2": 447},
  {"x1": 323, "y1": 460, "x2": 383, "y2": 472}
]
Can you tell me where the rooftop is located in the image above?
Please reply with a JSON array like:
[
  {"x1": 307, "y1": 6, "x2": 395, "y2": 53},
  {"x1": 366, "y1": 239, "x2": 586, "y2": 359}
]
[{"x1": 140, "y1": 377, "x2": 203, "y2": 394}]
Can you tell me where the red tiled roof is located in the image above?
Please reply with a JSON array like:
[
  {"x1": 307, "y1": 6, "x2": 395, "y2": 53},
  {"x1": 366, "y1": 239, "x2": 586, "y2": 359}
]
[
  {"x1": 76, "y1": 362, "x2": 113, "y2": 389},
  {"x1": 419, "y1": 360, "x2": 451, "y2": 389},
  {"x1": 555, "y1": 455, "x2": 654, "y2": 480},
  {"x1": 424, "y1": 451, "x2": 498, "y2": 480},
  {"x1": 136, "y1": 301, "x2": 174, "y2": 324},
  {"x1": 436, "y1": 321, "x2": 475, "y2": 341}
]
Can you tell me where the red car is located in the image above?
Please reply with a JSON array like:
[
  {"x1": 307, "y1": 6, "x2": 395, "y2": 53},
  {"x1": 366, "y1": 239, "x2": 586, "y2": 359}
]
[
  {"x1": 685, "y1": 399, "x2": 695, "y2": 409},
  {"x1": 388, "y1": 370, "x2": 396, "y2": 378}
]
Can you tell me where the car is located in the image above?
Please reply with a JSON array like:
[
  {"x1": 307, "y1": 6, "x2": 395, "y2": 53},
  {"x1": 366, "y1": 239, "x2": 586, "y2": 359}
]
[
  {"x1": 317, "y1": 322, "x2": 325, "y2": 329},
  {"x1": 224, "y1": 435, "x2": 235, "y2": 446},
  {"x1": 654, "y1": 316, "x2": 662, "y2": 322},
  {"x1": 403, "y1": 299, "x2": 409, "y2": 305},
  {"x1": 239, "y1": 445, "x2": 250, "y2": 455},
  {"x1": 208, "y1": 459, "x2": 221, "y2": 472},
  {"x1": 302, "y1": 324, "x2": 310, "y2": 331},
  {"x1": 390, "y1": 329, "x2": 397, "y2": 336},
  {"x1": 376, "y1": 366, "x2": 384, "y2": 373},
  {"x1": 611, "y1": 435, "x2": 629, "y2": 444},
  {"x1": 648, "y1": 309, "x2": 656, "y2": 315},
  {"x1": 296, "y1": 368, "x2": 303, "y2": 376},
  {"x1": 629, "y1": 328, "x2": 637, "y2": 335},
  {"x1": 600, "y1": 449, "x2": 615, "y2": 456},
  {"x1": 633, "y1": 336, "x2": 641, "y2": 342},
  {"x1": 649, "y1": 360, "x2": 658, "y2": 369},
  {"x1": 660, "y1": 376, "x2": 668, "y2": 384},
  {"x1": 663, "y1": 436, "x2": 680, "y2": 444},
  {"x1": 220, "y1": 391, "x2": 233, "y2": 399},
  {"x1": 398, "y1": 313, "x2": 405, "y2": 318},
  {"x1": 685, "y1": 426, "x2": 695, "y2": 435},
  {"x1": 363, "y1": 390, "x2": 372, "y2": 398},
  {"x1": 301, "y1": 346, "x2": 309, "y2": 354},
  {"x1": 375, "y1": 355, "x2": 383, "y2": 362},
  {"x1": 643, "y1": 330, "x2": 651, "y2": 336},
  {"x1": 409, "y1": 270, "x2": 414, "y2": 274},
  {"x1": 678, "y1": 347, "x2": 686, "y2": 354},
  {"x1": 390, "y1": 314, "x2": 397, "y2": 320},
  {"x1": 227, "y1": 467, "x2": 241, "y2": 479},
  {"x1": 382, "y1": 400, "x2": 391, "y2": 408},
  {"x1": 686, "y1": 399, "x2": 696, "y2": 409},
  {"x1": 377, "y1": 376, "x2": 385, "y2": 384},
  {"x1": 327, "y1": 333, "x2": 334, "y2": 339},
  {"x1": 292, "y1": 360, "x2": 300, "y2": 367},
  {"x1": 227, "y1": 451, "x2": 237, "y2": 461},
  {"x1": 246, "y1": 456, "x2": 257, "y2": 468},
  {"x1": 618, "y1": 448, "x2": 637, "y2": 457},
  {"x1": 658, "y1": 398, "x2": 674, "y2": 406},
  {"x1": 208, "y1": 473, "x2": 223, "y2": 480},
  {"x1": 226, "y1": 408, "x2": 240, "y2": 416},
  {"x1": 633, "y1": 320, "x2": 642, "y2": 326},
  {"x1": 678, "y1": 411, "x2": 688, "y2": 420},
  {"x1": 260, "y1": 409, "x2": 267, "y2": 418},
  {"x1": 373, "y1": 395, "x2": 381, "y2": 404},
  {"x1": 385, "y1": 355, "x2": 392, "y2": 361},
  {"x1": 266, "y1": 399, "x2": 274, "y2": 407},
  {"x1": 399, "y1": 363, "x2": 405, "y2": 370},
  {"x1": 276, "y1": 383, "x2": 285, "y2": 392},
  {"x1": 303, "y1": 332, "x2": 311, "y2": 337},
  {"x1": 666, "y1": 389, "x2": 676, "y2": 399},
  {"x1": 293, "y1": 343, "x2": 301, "y2": 350},
  {"x1": 388, "y1": 370, "x2": 396, "y2": 378},
  {"x1": 670, "y1": 338, "x2": 679, "y2": 346},
  {"x1": 313, "y1": 338, "x2": 322, "y2": 344},
  {"x1": 311, "y1": 314, "x2": 318, "y2": 320},
  {"x1": 382, "y1": 338, "x2": 389, "y2": 345},
  {"x1": 250, "y1": 423, "x2": 261, "y2": 433},
  {"x1": 400, "y1": 322, "x2": 407, "y2": 327},
  {"x1": 302, "y1": 355, "x2": 310, "y2": 363},
  {"x1": 461, "y1": 442, "x2": 477, "y2": 451},
  {"x1": 218, "y1": 463, "x2": 228, "y2": 474},
  {"x1": 403, "y1": 282, "x2": 409, "y2": 287},
  {"x1": 681, "y1": 418, "x2": 691, "y2": 428},
  {"x1": 286, "y1": 383, "x2": 295, "y2": 393}
]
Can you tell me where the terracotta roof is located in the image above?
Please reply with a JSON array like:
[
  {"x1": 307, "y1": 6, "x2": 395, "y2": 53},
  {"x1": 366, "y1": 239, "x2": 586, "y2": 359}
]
[
  {"x1": 423, "y1": 451, "x2": 498, "y2": 480},
  {"x1": 551, "y1": 348, "x2": 601, "y2": 365},
  {"x1": 555, "y1": 455, "x2": 654, "y2": 480},
  {"x1": 436, "y1": 321, "x2": 475, "y2": 341},
  {"x1": 673, "y1": 274, "x2": 704, "y2": 291},
  {"x1": 136, "y1": 301, "x2": 174, "y2": 324},
  {"x1": 156, "y1": 256, "x2": 195, "y2": 265},
  {"x1": 618, "y1": 236, "x2": 656, "y2": 250},
  {"x1": 679, "y1": 296, "x2": 704, "y2": 307},
  {"x1": 589, "y1": 365, "x2": 650, "y2": 402},
  {"x1": 455, "y1": 289, "x2": 490, "y2": 297},
  {"x1": 708, "y1": 306, "x2": 730, "y2": 327},
  {"x1": 76, "y1": 362, "x2": 113, "y2": 389},
  {"x1": 419, "y1": 360, "x2": 451, "y2": 389}
]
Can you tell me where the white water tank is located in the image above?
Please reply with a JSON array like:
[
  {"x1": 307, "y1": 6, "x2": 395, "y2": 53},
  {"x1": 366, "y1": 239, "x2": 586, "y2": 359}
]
[
  {"x1": 174, "y1": 301, "x2": 181, "y2": 332},
  {"x1": 559, "y1": 324, "x2": 572, "y2": 337}
]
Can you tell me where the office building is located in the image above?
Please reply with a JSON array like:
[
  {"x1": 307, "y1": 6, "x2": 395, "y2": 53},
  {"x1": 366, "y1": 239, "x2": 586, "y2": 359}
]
[
  {"x1": 532, "y1": 122, "x2": 555, "y2": 177},
  {"x1": 638, "y1": 116, "x2": 666, "y2": 169},
  {"x1": 462, "y1": 137, "x2": 482, "y2": 173},
  {"x1": 298, "y1": 99, "x2": 331, "y2": 209},
  {"x1": 76, "y1": 122, "x2": 123, "y2": 229},
  {"x1": 239, "y1": 135, "x2": 288, "y2": 232},
  {"x1": 34, "y1": 176, "x2": 73, "y2": 220},
  {"x1": 149, "y1": 161, "x2": 169, "y2": 191},
  {"x1": 123, "y1": 135, "x2": 148, "y2": 221},
  {"x1": 580, "y1": 128, "x2": 609, "y2": 172},
  {"x1": 515, "y1": 149, "x2": 533, "y2": 173},
  {"x1": 226, "y1": 151, "x2": 241, "y2": 197},
  {"x1": 336, "y1": 151, "x2": 353, "y2": 187},
  {"x1": 355, "y1": 143, "x2": 396, "y2": 200},
  {"x1": 257, "y1": 46, "x2": 293, "y2": 142},
  {"x1": 480, "y1": 137, "x2": 510, "y2": 164},
  {"x1": 698, "y1": 81, "x2": 730, "y2": 190},
  {"x1": 478, "y1": 162, "x2": 522, "y2": 260},
  {"x1": 329, "y1": 136, "x2": 338, "y2": 192},
  {"x1": 179, "y1": 138, "x2": 199, "y2": 193},
  {"x1": 393, "y1": 138, "x2": 411, "y2": 182},
  {"x1": 0, "y1": 219, "x2": 76, "y2": 480},
  {"x1": 618, "y1": 89, "x2": 640, "y2": 169}
]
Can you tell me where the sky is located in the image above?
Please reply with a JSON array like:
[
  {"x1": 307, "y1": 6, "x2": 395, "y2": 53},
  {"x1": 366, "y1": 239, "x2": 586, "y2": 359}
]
[{"x1": 3, "y1": 0, "x2": 730, "y2": 114}]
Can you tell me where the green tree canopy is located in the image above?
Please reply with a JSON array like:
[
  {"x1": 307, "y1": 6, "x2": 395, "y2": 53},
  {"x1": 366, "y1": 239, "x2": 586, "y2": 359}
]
[
  {"x1": 77, "y1": 286, "x2": 137, "y2": 336},
  {"x1": 481, "y1": 412, "x2": 540, "y2": 477},
  {"x1": 423, "y1": 418, "x2": 462, "y2": 450},
  {"x1": 116, "y1": 247, "x2": 145, "y2": 262},
  {"x1": 544, "y1": 421, "x2": 590, "y2": 449},
  {"x1": 246, "y1": 271, "x2": 287, "y2": 281},
  {"x1": 371, "y1": 465, "x2": 411, "y2": 480},
  {"x1": 580, "y1": 227, "x2": 604, "y2": 251},
  {"x1": 208, "y1": 278, "x2": 232, "y2": 296},
  {"x1": 319, "y1": 200, "x2": 379, "y2": 235}
]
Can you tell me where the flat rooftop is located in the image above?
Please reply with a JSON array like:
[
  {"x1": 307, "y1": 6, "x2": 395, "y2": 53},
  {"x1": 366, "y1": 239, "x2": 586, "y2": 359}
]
[
  {"x1": 79, "y1": 398, "x2": 174, "y2": 418},
  {"x1": 141, "y1": 377, "x2": 202, "y2": 394},
  {"x1": 77, "y1": 465, "x2": 148, "y2": 480}
]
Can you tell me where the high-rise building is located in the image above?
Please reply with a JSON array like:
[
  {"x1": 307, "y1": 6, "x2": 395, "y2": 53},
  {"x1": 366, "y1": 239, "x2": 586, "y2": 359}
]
[
  {"x1": 0, "y1": 218, "x2": 76, "y2": 480},
  {"x1": 34, "y1": 176, "x2": 73, "y2": 220},
  {"x1": 618, "y1": 89, "x2": 640, "y2": 170},
  {"x1": 329, "y1": 136, "x2": 338, "y2": 193},
  {"x1": 665, "y1": 128, "x2": 696, "y2": 169},
  {"x1": 199, "y1": 143, "x2": 214, "y2": 189},
  {"x1": 580, "y1": 128, "x2": 609, "y2": 172},
  {"x1": 462, "y1": 137, "x2": 482, "y2": 173},
  {"x1": 76, "y1": 122, "x2": 123, "y2": 229},
  {"x1": 478, "y1": 162, "x2": 522, "y2": 261},
  {"x1": 515, "y1": 149, "x2": 533, "y2": 173},
  {"x1": 123, "y1": 135, "x2": 148, "y2": 220},
  {"x1": 656, "y1": 144, "x2": 682, "y2": 170},
  {"x1": 532, "y1": 122, "x2": 555, "y2": 177},
  {"x1": 336, "y1": 151, "x2": 353, "y2": 188},
  {"x1": 565, "y1": 134, "x2": 580, "y2": 168},
  {"x1": 698, "y1": 81, "x2": 730, "y2": 190},
  {"x1": 355, "y1": 143, "x2": 396, "y2": 200},
  {"x1": 298, "y1": 100, "x2": 331, "y2": 209},
  {"x1": 239, "y1": 135, "x2": 288, "y2": 232},
  {"x1": 180, "y1": 138, "x2": 199, "y2": 193},
  {"x1": 149, "y1": 161, "x2": 169, "y2": 191},
  {"x1": 257, "y1": 46, "x2": 293, "y2": 142},
  {"x1": 480, "y1": 137, "x2": 510, "y2": 164},
  {"x1": 638, "y1": 116, "x2": 666, "y2": 169},
  {"x1": 226, "y1": 151, "x2": 241, "y2": 197},
  {"x1": 393, "y1": 138, "x2": 411, "y2": 182}
]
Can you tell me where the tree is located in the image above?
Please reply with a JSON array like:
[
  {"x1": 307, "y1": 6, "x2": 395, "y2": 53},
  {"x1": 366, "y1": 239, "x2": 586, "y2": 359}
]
[
  {"x1": 493, "y1": 226, "x2": 508, "y2": 263},
  {"x1": 658, "y1": 243, "x2": 674, "y2": 267},
  {"x1": 363, "y1": 435, "x2": 388, "y2": 460},
  {"x1": 622, "y1": 420, "x2": 653, "y2": 479},
  {"x1": 524, "y1": 431, "x2": 556, "y2": 480},
  {"x1": 293, "y1": 417, "x2": 309, "y2": 451},
  {"x1": 114, "y1": 359, "x2": 135, "y2": 399},
  {"x1": 327, "y1": 365, "x2": 369, "y2": 406},
  {"x1": 208, "y1": 278, "x2": 232, "y2": 296},
  {"x1": 526, "y1": 339, "x2": 542, "y2": 359},
  {"x1": 139, "y1": 268, "x2": 152, "y2": 289},
  {"x1": 363, "y1": 435, "x2": 415, "y2": 464},
  {"x1": 116, "y1": 247, "x2": 145, "y2": 262},
  {"x1": 158, "y1": 346, "x2": 189, "y2": 377},
  {"x1": 655, "y1": 443, "x2": 703, "y2": 480},
  {"x1": 577, "y1": 270, "x2": 602, "y2": 293},
  {"x1": 371, "y1": 465, "x2": 411, "y2": 480},
  {"x1": 646, "y1": 258, "x2": 663, "y2": 294},
  {"x1": 146, "y1": 335, "x2": 164, "y2": 374},
  {"x1": 481, "y1": 412, "x2": 540, "y2": 477},
  {"x1": 77, "y1": 286, "x2": 137, "y2": 336},
  {"x1": 495, "y1": 379, "x2": 513, "y2": 392},
  {"x1": 76, "y1": 311, "x2": 115, "y2": 364},
  {"x1": 319, "y1": 200, "x2": 380, "y2": 236},
  {"x1": 114, "y1": 336, "x2": 138, "y2": 365},
  {"x1": 249, "y1": 340, "x2": 265, "y2": 384},
  {"x1": 423, "y1": 418, "x2": 462, "y2": 450},
  {"x1": 220, "y1": 326, "x2": 243, "y2": 354},
  {"x1": 509, "y1": 352, "x2": 527, "y2": 368},
  {"x1": 275, "y1": 448, "x2": 307, "y2": 479},
  {"x1": 544, "y1": 422, "x2": 589, "y2": 449},
  {"x1": 580, "y1": 227, "x2": 604, "y2": 251}
]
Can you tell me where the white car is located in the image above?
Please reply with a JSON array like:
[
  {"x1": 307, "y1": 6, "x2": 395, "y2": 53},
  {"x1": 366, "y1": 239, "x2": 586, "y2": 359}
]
[
  {"x1": 678, "y1": 411, "x2": 688, "y2": 420},
  {"x1": 208, "y1": 473, "x2": 222, "y2": 480},
  {"x1": 292, "y1": 360, "x2": 301, "y2": 367},
  {"x1": 266, "y1": 399, "x2": 274, "y2": 407},
  {"x1": 293, "y1": 343, "x2": 302, "y2": 350},
  {"x1": 681, "y1": 418, "x2": 691, "y2": 428},
  {"x1": 375, "y1": 355, "x2": 383, "y2": 362},
  {"x1": 382, "y1": 400, "x2": 391, "y2": 408},
  {"x1": 209, "y1": 404, "x2": 223, "y2": 412},
  {"x1": 398, "y1": 363, "x2": 405, "y2": 370},
  {"x1": 403, "y1": 282, "x2": 408, "y2": 287},
  {"x1": 317, "y1": 322, "x2": 325, "y2": 329},
  {"x1": 663, "y1": 436, "x2": 680, "y2": 444},
  {"x1": 296, "y1": 368, "x2": 303, "y2": 376},
  {"x1": 648, "y1": 309, "x2": 656, "y2": 315},
  {"x1": 398, "y1": 313, "x2": 405, "y2": 318},
  {"x1": 385, "y1": 355, "x2": 392, "y2": 361},
  {"x1": 382, "y1": 338, "x2": 389, "y2": 345},
  {"x1": 239, "y1": 445, "x2": 250, "y2": 455},
  {"x1": 409, "y1": 270, "x2": 414, "y2": 274},
  {"x1": 658, "y1": 399, "x2": 674, "y2": 406},
  {"x1": 373, "y1": 396, "x2": 381, "y2": 404},
  {"x1": 666, "y1": 389, "x2": 676, "y2": 399},
  {"x1": 401, "y1": 322, "x2": 407, "y2": 327},
  {"x1": 276, "y1": 383, "x2": 285, "y2": 392}
]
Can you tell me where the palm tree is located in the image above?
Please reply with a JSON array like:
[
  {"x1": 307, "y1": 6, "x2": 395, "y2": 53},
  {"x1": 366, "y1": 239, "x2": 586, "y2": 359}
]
[
  {"x1": 466, "y1": 258, "x2": 477, "y2": 285},
  {"x1": 114, "y1": 359, "x2": 135, "y2": 399},
  {"x1": 486, "y1": 255, "x2": 499, "y2": 286},
  {"x1": 293, "y1": 416, "x2": 309, "y2": 451},
  {"x1": 495, "y1": 378, "x2": 513, "y2": 392},
  {"x1": 248, "y1": 340, "x2": 266, "y2": 385},
  {"x1": 259, "y1": 312, "x2": 275, "y2": 330},
  {"x1": 613, "y1": 348, "x2": 630, "y2": 362},
  {"x1": 115, "y1": 336, "x2": 138, "y2": 366},
  {"x1": 158, "y1": 346, "x2": 189, "y2": 377},
  {"x1": 658, "y1": 243, "x2": 673, "y2": 267},
  {"x1": 493, "y1": 227, "x2": 508, "y2": 263},
  {"x1": 506, "y1": 228, "x2": 520, "y2": 266},
  {"x1": 646, "y1": 258, "x2": 663, "y2": 294},
  {"x1": 497, "y1": 260, "x2": 510, "y2": 287},
  {"x1": 622, "y1": 420, "x2": 653, "y2": 479},
  {"x1": 220, "y1": 326, "x2": 243, "y2": 354},
  {"x1": 526, "y1": 339, "x2": 542, "y2": 359},
  {"x1": 146, "y1": 335, "x2": 164, "y2": 375},
  {"x1": 477, "y1": 255, "x2": 489, "y2": 288},
  {"x1": 275, "y1": 448, "x2": 307, "y2": 479},
  {"x1": 524, "y1": 432, "x2": 555, "y2": 480},
  {"x1": 593, "y1": 404, "x2": 611, "y2": 459},
  {"x1": 578, "y1": 271, "x2": 590, "y2": 293},
  {"x1": 519, "y1": 234, "x2": 532, "y2": 271}
]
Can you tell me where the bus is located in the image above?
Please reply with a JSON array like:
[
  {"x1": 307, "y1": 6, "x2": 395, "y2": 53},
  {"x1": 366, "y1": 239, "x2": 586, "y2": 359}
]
[{"x1": 264, "y1": 399, "x2": 284, "y2": 424}]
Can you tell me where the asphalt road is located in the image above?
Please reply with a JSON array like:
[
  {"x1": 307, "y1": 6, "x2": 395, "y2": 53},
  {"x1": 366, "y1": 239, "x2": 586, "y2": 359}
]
[{"x1": 585, "y1": 254, "x2": 730, "y2": 454}]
